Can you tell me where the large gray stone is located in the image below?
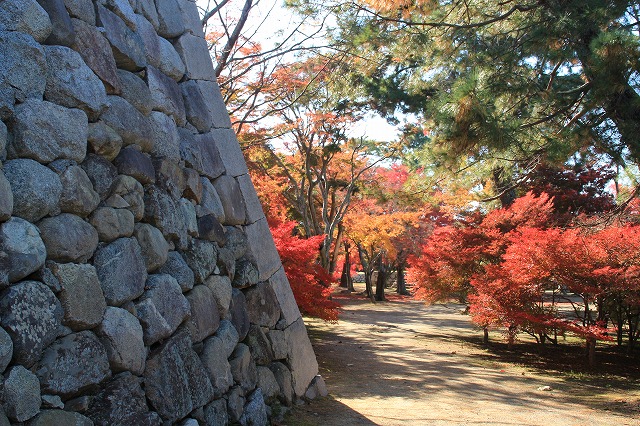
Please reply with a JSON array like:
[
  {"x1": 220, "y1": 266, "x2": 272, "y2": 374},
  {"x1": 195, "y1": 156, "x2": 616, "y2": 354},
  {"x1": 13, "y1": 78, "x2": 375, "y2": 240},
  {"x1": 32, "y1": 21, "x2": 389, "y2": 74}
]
[
  {"x1": 183, "y1": 167, "x2": 203, "y2": 203},
  {"x1": 210, "y1": 128, "x2": 250, "y2": 177},
  {"x1": 204, "y1": 274, "x2": 232, "y2": 317},
  {"x1": 29, "y1": 410, "x2": 94, "y2": 425},
  {"x1": 144, "y1": 333, "x2": 215, "y2": 422},
  {"x1": 36, "y1": 331, "x2": 111, "y2": 398},
  {"x1": 143, "y1": 186, "x2": 188, "y2": 249},
  {"x1": 38, "y1": 213, "x2": 99, "y2": 263},
  {"x1": 157, "y1": 251, "x2": 194, "y2": 292},
  {"x1": 230, "y1": 288, "x2": 250, "y2": 341},
  {"x1": 0, "y1": 0, "x2": 52, "y2": 43},
  {"x1": 0, "y1": 29, "x2": 47, "y2": 109},
  {"x1": 133, "y1": 298, "x2": 171, "y2": 346},
  {"x1": 232, "y1": 258, "x2": 259, "y2": 289},
  {"x1": 103, "y1": 0, "x2": 137, "y2": 30},
  {"x1": 269, "y1": 267, "x2": 301, "y2": 327},
  {"x1": 157, "y1": 36, "x2": 186, "y2": 81},
  {"x1": 136, "y1": 13, "x2": 161, "y2": 68},
  {"x1": 244, "y1": 282, "x2": 281, "y2": 328},
  {"x1": 194, "y1": 80, "x2": 232, "y2": 129},
  {"x1": 137, "y1": 0, "x2": 159, "y2": 29},
  {"x1": 239, "y1": 388, "x2": 268, "y2": 426},
  {"x1": 93, "y1": 237, "x2": 147, "y2": 306},
  {"x1": 101, "y1": 96, "x2": 153, "y2": 151},
  {"x1": 150, "y1": 111, "x2": 181, "y2": 161},
  {"x1": 146, "y1": 65, "x2": 186, "y2": 126},
  {"x1": 285, "y1": 317, "x2": 319, "y2": 396},
  {"x1": 96, "y1": 307, "x2": 145, "y2": 375},
  {"x1": 64, "y1": 0, "x2": 95, "y2": 23},
  {"x1": 116, "y1": 69, "x2": 153, "y2": 116},
  {"x1": 198, "y1": 177, "x2": 225, "y2": 222},
  {"x1": 182, "y1": 239, "x2": 218, "y2": 284},
  {"x1": 114, "y1": 146, "x2": 155, "y2": 184},
  {"x1": 200, "y1": 335, "x2": 233, "y2": 398},
  {"x1": 49, "y1": 262, "x2": 106, "y2": 330},
  {"x1": 2, "y1": 366, "x2": 41, "y2": 422},
  {"x1": 153, "y1": 157, "x2": 185, "y2": 199},
  {"x1": 203, "y1": 399, "x2": 228, "y2": 426},
  {"x1": 185, "y1": 285, "x2": 220, "y2": 343},
  {"x1": 176, "y1": 0, "x2": 202, "y2": 36},
  {"x1": 198, "y1": 214, "x2": 226, "y2": 246},
  {"x1": 37, "y1": 0, "x2": 76, "y2": 46},
  {"x1": 180, "y1": 198, "x2": 198, "y2": 237},
  {"x1": 227, "y1": 386, "x2": 245, "y2": 423},
  {"x1": 179, "y1": 130, "x2": 221, "y2": 180},
  {"x1": 90, "y1": 207, "x2": 135, "y2": 242},
  {"x1": 97, "y1": 4, "x2": 146, "y2": 71},
  {"x1": 0, "y1": 281, "x2": 63, "y2": 367},
  {"x1": 0, "y1": 326, "x2": 12, "y2": 373},
  {"x1": 180, "y1": 80, "x2": 213, "y2": 133},
  {"x1": 229, "y1": 343, "x2": 257, "y2": 393},
  {"x1": 267, "y1": 362, "x2": 294, "y2": 406},
  {"x1": 238, "y1": 174, "x2": 265, "y2": 224},
  {"x1": 173, "y1": 33, "x2": 215, "y2": 81},
  {"x1": 81, "y1": 154, "x2": 118, "y2": 200},
  {"x1": 217, "y1": 246, "x2": 235, "y2": 283},
  {"x1": 0, "y1": 218, "x2": 46, "y2": 283},
  {"x1": 225, "y1": 226, "x2": 249, "y2": 260},
  {"x1": 266, "y1": 329, "x2": 287, "y2": 360},
  {"x1": 245, "y1": 218, "x2": 282, "y2": 281},
  {"x1": 88, "y1": 121, "x2": 122, "y2": 161},
  {"x1": 136, "y1": 274, "x2": 190, "y2": 345},
  {"x1": 87, "y1": 372, "x2": 161, "y2": 426},
  {"x1": 70, "y1": 18, "x2": 121, "y2": 94},
  {"x1": 9, "y1": 99, "x2": 87, "y2": 164},
  {"x1": 215, "y1": 320, "x2": 240, "y2": 358},
  {"x1": 111, "y1": 175, "x2": 144, "y2": 220},
  {"x1": 256, "y1": 366, "x2": 280, "y2": 403},
  {"x1": 134, "y1": 223, "x2": 169, "y2": 272},
  {"x1": 213, "y1": 175, "x2": 247, "y2": 225},
  {"x1": 245, "y1": 325, "x2": 274, "y2": 366},
  {"x1": 155, "y1": 0, "x2": 185, "y2": 38},
  {"x1": 44, "y1": 45, "x2": 108, "y2": 120},
  {"x1": 53, "y1": 163, "x2": 100, "y2": 217}
]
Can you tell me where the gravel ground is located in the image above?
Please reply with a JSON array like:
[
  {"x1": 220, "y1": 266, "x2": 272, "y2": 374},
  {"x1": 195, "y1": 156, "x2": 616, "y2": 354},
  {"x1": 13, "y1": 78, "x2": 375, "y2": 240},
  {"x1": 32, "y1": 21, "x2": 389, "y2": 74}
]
[{"x1": 284, "y1": 289, "x2": 640, "y2": 426}]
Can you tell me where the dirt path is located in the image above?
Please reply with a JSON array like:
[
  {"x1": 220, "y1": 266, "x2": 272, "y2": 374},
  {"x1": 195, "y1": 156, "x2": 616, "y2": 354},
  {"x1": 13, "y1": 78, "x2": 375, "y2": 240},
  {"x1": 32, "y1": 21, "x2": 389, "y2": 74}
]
[{"x1": 285, "y1": 291, "x2": 640, "y2": 426}]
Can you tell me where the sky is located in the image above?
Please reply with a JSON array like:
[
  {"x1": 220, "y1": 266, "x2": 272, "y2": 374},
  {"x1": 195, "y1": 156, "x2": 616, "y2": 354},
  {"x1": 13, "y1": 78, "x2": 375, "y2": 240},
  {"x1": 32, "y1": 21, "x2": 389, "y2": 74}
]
[{"x1": 196, "y1": 0, "x2": 401, "y2": 142}]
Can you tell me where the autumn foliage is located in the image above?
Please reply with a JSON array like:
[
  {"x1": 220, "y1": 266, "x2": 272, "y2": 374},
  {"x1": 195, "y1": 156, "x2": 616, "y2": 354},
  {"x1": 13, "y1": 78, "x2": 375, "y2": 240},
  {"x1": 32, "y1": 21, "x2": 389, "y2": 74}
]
[
  {"x1": 270, "y1": 220, "x2": 340, "y2": 321},
  {"x1": 408, "y1": 190, "x2": 640, "y2": 355}
]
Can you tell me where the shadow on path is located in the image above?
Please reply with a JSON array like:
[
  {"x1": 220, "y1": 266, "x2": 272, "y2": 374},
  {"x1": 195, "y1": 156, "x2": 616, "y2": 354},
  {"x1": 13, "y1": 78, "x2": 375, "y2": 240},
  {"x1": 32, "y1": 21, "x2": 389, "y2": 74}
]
[{"x1": 284, "y1": 292, "x2": 639, "y2": 426}]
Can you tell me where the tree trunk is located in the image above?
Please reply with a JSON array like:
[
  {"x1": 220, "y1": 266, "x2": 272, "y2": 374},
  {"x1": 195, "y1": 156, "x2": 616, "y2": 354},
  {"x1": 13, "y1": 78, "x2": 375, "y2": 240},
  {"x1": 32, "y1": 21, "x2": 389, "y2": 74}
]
[
  {"x1": 357, "y1": 245, "x2": 375, "y2": 302},
  {"x1": 375, "y1": 255, "x2": 386, "y2": 302},
  {"x1": 483, "y1": 327, "x2": 489, "y2": 345},
  {"x1": 507, "y1": 325, "x2": 516, "y2": 350},
  {"x1": 396, "y1": 257, "x2": 408, "y2": 295},
  {"x1": 339, "y1": 241, "x2": 353, "y2": 291},
  {"x1": 329, "y1": 222, "x2": 345, "y2": 274},
  {"x1": 587, "y1": 338, "x2": 596, "y2": 368}
]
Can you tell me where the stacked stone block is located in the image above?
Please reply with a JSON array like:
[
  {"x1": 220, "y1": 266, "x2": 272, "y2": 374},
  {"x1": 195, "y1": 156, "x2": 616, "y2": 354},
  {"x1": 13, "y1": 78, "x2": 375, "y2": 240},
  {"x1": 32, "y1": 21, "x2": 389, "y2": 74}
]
[{"x1": 0, "y1": 0, "x2": 321, "y2": 424}]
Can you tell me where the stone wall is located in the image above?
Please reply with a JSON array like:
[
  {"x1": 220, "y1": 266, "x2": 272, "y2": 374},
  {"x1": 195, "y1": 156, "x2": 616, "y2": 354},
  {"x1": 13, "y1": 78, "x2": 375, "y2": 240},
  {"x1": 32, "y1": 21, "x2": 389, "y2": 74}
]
[{"x1": 0, "y1": 1, "x2": 322, "y2": 424}]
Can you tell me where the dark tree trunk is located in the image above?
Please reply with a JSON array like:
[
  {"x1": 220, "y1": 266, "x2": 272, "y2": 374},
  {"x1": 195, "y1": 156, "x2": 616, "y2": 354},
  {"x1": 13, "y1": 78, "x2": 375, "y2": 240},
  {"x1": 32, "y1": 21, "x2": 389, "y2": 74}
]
[
  {"x1": 375, "y1": 255, "x2": 386, "y2": 302},
  {"x1": 396, "y1": 253, "x2": 409, "y2": 295},
  {"x1": 483, "y1": 327, "x2": 489, "y2": 345},
  {"x1": 357, "y1": 244, "x2": 375, "y2": 302},
  {"x1": 340, "y1": 241, "x2": 354, "y2": 292},
  {"x1": 587, "y1": 338, "x2": 596, "y2": 368}
]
